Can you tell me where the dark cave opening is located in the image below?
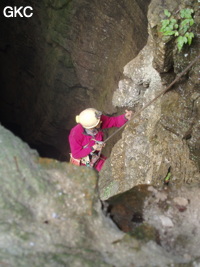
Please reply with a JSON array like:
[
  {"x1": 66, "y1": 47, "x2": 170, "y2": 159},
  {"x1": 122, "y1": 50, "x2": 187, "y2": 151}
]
[
  {"x1": 0, "y1": 116, "x2": 70, "y2": 161},
  {"x1": 0, "y1": 0, "x2": 150, "y2": 162},
  {"x1": 0, "y1": 7, "x2": 70, "y2": 161}
]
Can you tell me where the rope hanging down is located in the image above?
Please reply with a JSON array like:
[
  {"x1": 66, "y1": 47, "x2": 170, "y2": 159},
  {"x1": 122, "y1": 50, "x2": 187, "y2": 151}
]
[{"x1": 104, "y1": 54, "x2": 200, "y2": 144}]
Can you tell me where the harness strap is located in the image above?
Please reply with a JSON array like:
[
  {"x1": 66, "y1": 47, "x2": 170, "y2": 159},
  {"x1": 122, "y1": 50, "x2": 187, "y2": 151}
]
[
  {"x1": 69, "y1": 152, "x2": 101, "y2": 168},
  {"x1": 70, "y1": 134, "x2": 104, "y2": 168},
  {"x1": 69, "y1": 153, "x2": 81, "y2": 166}
]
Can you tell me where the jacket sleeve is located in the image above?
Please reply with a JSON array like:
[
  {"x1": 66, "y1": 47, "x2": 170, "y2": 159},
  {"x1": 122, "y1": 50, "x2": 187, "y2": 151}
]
[
  {"x1": 101, "y1": 114, "x2": 128, "y2": 129},
  {"x1": 69, "y1": 130, "x2": 94, "y2": 159}
]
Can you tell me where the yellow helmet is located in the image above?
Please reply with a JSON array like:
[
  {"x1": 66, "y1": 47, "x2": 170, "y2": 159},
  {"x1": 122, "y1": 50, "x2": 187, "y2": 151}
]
[{"x1": 76, "y1": 108, "x2": 102, "y2": 129}]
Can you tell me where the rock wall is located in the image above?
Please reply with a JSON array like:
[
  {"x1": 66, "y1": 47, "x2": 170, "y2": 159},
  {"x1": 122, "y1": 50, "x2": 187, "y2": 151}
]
[
  {"x1": 1, "y1": 0, "x2": 200, "y2": 265},
  {"x1": 99, "y1": 0, "x2": 200, "y2": 199},
  {"x1": 1, "y1": 123, "x2": 200, "y2": 266},
  {"x1": 0, "y1": 0, "x2": 150, "y2": 159}
]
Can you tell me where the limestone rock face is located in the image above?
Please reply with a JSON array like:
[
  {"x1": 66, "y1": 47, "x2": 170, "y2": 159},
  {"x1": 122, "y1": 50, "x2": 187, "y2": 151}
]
[
  {"x1": 0, "y1": 0, "x2": 200, "y2": 265},
  {"x1": 2, "y1": 123, "x2": 200, "y2": 266},
  {"x1": 105, "y1": 183, "x2": 200, "y2": 263},
  {"x1": 0, "y1": 0, "x2": 150, "y2": 159},
  {"x1": 0, "y1": 125, "x2": 176, "y2": 266},
  {"x1": 0, "y1": 124, "x2": 103, "y2": 265},
  {"x1": 99, "y1": 0, "x2": 200, "y2": 199},
  {"x1": 0, "y1": 124, "x2": 115, "y2": 266}
]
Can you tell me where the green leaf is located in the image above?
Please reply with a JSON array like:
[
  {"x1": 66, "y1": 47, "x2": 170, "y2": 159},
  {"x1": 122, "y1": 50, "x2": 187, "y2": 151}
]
[
  {"x1": 161, "y1": 8, "x2": 195, "y2": 50},
  {"x1": 185, "y1": 32, "x2": 194, "y2": 45},
  {"x1": 168, "y1": 23, "x2": 174, "y2": 30},
  {"x1": 170, "y1": 18, "x2": 177, "y2": 25},
  {"x1": 161, "y1": 19, "x2": 170, "y2": 27},
  {"x1": 177, "y1": 41, "x2": 184, "y2": 52},
  {"x1": 181, "y1": 19, "x2": 191, "y2": 26},
  {"x1": 163, "y1": 30, "x2": 176, "y2": 36},
  {"x1": 189, "y1": 19, "x2": 194, "y2": 26},
  {"x1": 174, "y1": 31, "x2": 179, "y2": 36},
  {"x1": 180, "y1": 8, "x2": 194, "y2": 19},
  {"x1": 179, "y1": 20, "x2": 190, "y2": 34},
  {"x1": 176, "y1": 36, "x2": 187, "y2": 51},
  {"x1": 164, "y1": 172, "x2": 171, "y2": 182},
  {"x1": 164, "y1": 9, "x2": 171, "y2": 17},
  {"x1": 160, "y1": 20, "x2": 172, "y2": 33},
  {"x1": 183, "y1": 36, "x2": 188, "y2": 43},
  {"x1": 180, "y1": 9, "x2": 185, "y2": 18}
]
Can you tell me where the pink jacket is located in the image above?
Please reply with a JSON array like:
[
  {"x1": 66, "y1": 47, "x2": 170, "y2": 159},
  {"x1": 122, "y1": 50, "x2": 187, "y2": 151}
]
[{"x1": 69, "y1": 114, "x2": 127, "y2": 159}]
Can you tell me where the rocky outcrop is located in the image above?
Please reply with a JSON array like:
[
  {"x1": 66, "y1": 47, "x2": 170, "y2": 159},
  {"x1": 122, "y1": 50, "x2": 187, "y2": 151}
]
[
  {"x1": 1, "y1": 123, "x2": 200, "y2": 266},
  {"x1": 0, "y1": 126, "x2": 200, "y2": 267},
  {"x1": 0, "y1": 0, "x2": 150, "y2": 159},
  {"x1": 1, "y1": 0, "x2": 200, "y2": 265},
  {"x1": 106, "y1": 183, "x2": 200, "y2": 263},
  {"x1": 0, "y1": 124, "x2": 103, "y2": 266},
  {"x1": 99, "y1": 0, "x2": 200, "y2": 199}
]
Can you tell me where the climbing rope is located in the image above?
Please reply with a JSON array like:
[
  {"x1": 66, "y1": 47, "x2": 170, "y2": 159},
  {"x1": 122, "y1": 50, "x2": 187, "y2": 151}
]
[{"x1": 103, "y1": 54, "x2": 200, "y2": 144}]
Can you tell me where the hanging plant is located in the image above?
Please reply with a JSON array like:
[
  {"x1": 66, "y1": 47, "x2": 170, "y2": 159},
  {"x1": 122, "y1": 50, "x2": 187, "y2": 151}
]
[{"x1": 160, "y1": 8, "x2": 195, "y2": 52}]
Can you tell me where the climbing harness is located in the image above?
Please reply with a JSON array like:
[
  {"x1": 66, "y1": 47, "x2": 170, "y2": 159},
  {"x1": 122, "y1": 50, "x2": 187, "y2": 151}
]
[
  {"x1": 70, "y1": 138, "x2": 103, "y2": 168},
  {"x1": 69, "y1": 153, "x2": 81, "y2": 166},
  {"x1": 70, "y1": 151, "x2": 102, "y2": 168},
  {"x1": 88, "y1": 151, "x2": 102, "y2": 167},
  {"x1": 103, "y1": 54, "x2": 200, "y2": 144}
]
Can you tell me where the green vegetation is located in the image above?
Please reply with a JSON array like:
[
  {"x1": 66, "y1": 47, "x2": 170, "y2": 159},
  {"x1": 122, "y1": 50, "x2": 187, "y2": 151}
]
[
  {"x1": 160, "y1": 8, "x2": 195, "y2": 52},
  {"x1": 129, "y1": 223, "x2": 159, "y2": 243},
  {"x1": 164, "y1": 171, "x2": 171, "y2": 183},
  {"x1": 103, "y1": 182, "x2": 114, "y2": 199}
]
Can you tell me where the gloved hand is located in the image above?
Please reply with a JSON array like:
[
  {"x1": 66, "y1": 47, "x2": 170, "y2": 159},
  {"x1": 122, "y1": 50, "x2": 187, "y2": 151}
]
[
  {"x1": 92, "y1": 142, "x2": 105, "y2": 151},
  {"x1": 125, "y1": 110, "x2": 133, "y2": 121}
]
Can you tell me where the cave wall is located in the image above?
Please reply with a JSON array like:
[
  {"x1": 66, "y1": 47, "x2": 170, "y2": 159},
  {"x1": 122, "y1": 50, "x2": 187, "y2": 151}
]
[
  {"x1": 0, "y1": 0, "x2": 150, "y2": 159},
  {"x1": 99, "y1": 0, "x2": 200, "y2": 199}
]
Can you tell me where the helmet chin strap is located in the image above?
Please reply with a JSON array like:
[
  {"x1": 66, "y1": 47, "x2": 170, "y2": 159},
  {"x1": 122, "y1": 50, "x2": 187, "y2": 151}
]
[
  {"x1": 85, "y1": 128, "x2": 98, "y2": 137},
  {"x1": 95, "y1": 111, "x2": 102, "y2": 119}
]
